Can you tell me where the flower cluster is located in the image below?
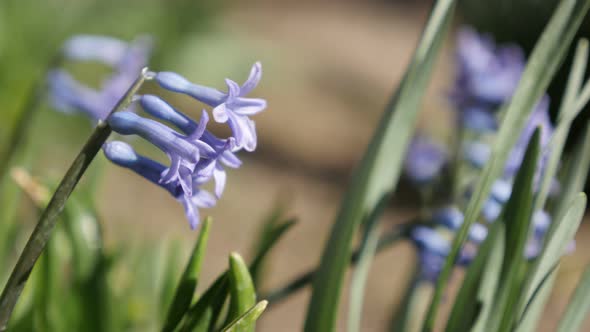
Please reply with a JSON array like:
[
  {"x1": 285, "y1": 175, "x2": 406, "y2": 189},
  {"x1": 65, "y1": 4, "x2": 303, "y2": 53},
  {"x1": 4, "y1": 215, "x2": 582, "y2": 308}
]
[
  {"x1": 105, "y1": 63, "x2": 265, "y2": 229},
  {"x1": 405, "y1": 27, "x2": 561, "y2": 282},
  {"x1": 48, "y1": 35, "x2": 266, "y2": 229},
  {"x1": 48, "y1": 35, "x2": 152, "y2": 121}
]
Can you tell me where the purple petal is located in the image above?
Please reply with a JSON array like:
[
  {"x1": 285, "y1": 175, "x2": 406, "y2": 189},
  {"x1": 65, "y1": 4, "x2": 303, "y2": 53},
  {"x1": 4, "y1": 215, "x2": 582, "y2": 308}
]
[
  {"x1": 213, "y1": 164, "x2": 226, "y2": 198},
  {"x1": 240, "y1": 62, "x2": 262, "y2": 96}
]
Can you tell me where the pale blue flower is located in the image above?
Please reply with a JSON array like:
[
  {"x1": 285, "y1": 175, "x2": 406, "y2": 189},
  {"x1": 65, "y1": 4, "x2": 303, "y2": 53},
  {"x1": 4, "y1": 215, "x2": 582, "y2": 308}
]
[{"x1": 155, "y1": 62, "x2": 266, "y2": 151}]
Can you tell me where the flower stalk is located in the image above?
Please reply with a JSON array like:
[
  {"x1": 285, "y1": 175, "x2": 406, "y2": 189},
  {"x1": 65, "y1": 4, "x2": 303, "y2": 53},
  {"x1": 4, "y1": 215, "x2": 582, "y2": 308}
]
[{"x1": 0, "y1": 67, "x2": 152, "y2": 331}]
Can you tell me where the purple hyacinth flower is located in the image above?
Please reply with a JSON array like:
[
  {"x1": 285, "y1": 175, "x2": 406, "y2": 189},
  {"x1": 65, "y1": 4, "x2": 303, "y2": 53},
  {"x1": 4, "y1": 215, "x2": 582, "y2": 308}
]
[
  {"x1": 62, "y1": 35, "x2": 129, "y2": 66},
  {"x1": 463, "y1": 141, "x2": 491, "y2": 168},
  {"x1": 461, "y1": 107, "x2": 499, "y2": 132},
  {"x1": 48, "y1": 35, "x2": 152, "y2": 121},
  {"x1": 432, "y1": 206, "x2": 464, "y2": 229},
  {"x1": 410, "y1": 226, "x2": 475, "y2": 282},
  {"x1": 138, "y1": 95, "x2": 242, "y2": 197},
  {"x1": 453, "y1": 27, "x2": 525, "y2": 108},
  {"x1": 155, "y1": 62, "x2": 267, "y2": 152},
  {"x1": 108, "y1": 111, "x2": 219, "y2": 194},
  {"x1": 404, "y1": 135, "x2": 447, "y2": 184},
  {"x1": 103, "y1": 141, "x2": 215, "y2": 228}
]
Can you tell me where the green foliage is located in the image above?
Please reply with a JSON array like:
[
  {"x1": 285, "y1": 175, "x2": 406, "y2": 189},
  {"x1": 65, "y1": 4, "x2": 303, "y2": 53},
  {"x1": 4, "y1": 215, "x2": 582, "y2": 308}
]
[
  {"x1": 162, "y1": 218, "x2": 212, "y2": 332},
  {"x1": 303, "y1": 1, "x2": 456, "y2": 331}
]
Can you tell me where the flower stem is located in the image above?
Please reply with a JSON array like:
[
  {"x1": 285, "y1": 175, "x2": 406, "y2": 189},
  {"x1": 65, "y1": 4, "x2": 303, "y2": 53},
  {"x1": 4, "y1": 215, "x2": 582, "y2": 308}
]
[
  {"x1": 0, "y1": 68, "x2": 152, "y2": 331},
  {"x1": 262, "y1": 220, "x2": 427, "y2": 307}
]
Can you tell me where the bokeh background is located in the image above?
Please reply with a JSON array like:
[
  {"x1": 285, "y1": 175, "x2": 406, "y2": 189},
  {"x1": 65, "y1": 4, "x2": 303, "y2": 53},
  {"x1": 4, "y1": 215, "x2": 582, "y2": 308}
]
[{"x1": 1, "y1": 0, "x2": 590, "y2": 331}]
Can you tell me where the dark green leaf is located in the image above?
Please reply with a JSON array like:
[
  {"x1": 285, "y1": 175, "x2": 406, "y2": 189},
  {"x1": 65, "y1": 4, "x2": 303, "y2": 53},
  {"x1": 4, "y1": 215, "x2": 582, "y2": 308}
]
[{"x1": 162, "y1": 217, "x2": 212, "y2": 332}]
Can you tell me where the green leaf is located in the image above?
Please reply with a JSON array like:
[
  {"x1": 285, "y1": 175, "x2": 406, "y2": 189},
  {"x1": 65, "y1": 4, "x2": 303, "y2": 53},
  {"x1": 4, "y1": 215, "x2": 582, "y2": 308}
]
[
  {"x1": 162, "y1": 217, "x2": 212, "y2": 332},
  {"x1": 347, "y1": 197, "x2": 388, "y2": 332},
  {"x1": 179, "y1": 275, "x2": 228, "y2": 332},
  {"x1": 226, "y1": 253, "x2": 257, "y2": 329},
  {"x1": 534, "y1": 39, "x2": 589, "y2": 212},
  {"x1": 556, "y1": 263, "x2": 590, "y2": 332},
  {"x1": 422, "y1": 1, "x2": 590, "y2": 329},
  {"x1": 486, "y1": 130, "x2": 540, "y2": 332},
  {"x1": 62, "y1": 195, "x2": 102, "y2": 282},
  {"x1": 250, "y1": 217, "x2": 296, "y2": 288},
  {"x1": 303, "y1": 1, "x2": 456, "y2": 331},
  {"x1": 181, "y1": 216, "x2": 293, "y2": 332},
  {"x1": 471, "y1": 224, "x2": 505, "y2": 332},
  {"x1": 514, "y1": 193, "x2": 587, "y2": 330},
  {"x1": 221, "y1": 301, "x2": 268, "y2": 332},
  {"x1": 445, "y1": 221, "x2": 502, "y2": 332}
]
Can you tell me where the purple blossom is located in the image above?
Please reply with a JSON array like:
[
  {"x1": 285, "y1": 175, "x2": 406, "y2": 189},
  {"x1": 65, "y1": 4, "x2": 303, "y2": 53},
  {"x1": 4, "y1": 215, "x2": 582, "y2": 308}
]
[
  {"x1": 103, "y1": 141, "x2": 215, "y2": 228},
  {"x1": 404, "y1": 135, "x2": 447, "y2": 184},
  {"x1": 155, "y1": 62, "x2": 267, "y2": 152},
  {"x1": 48, "y1": 35, "x2": 152, "y2": 121},
  {"x1": 452, "y1": 27, "x2": 525, "y2": 110},
  {"x1": 410, "y1": 226, "x2": 474, "y2": 282}
]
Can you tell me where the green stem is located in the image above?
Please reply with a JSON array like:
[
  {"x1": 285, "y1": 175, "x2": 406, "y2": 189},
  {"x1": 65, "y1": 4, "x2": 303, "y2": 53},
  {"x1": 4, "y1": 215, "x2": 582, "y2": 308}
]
[
  {"x1": 0, "y1": 68, "x2": 151, "y2": 331},
  {"x1": 263, "y1": 221, "x2": 423, "y2": 307}
]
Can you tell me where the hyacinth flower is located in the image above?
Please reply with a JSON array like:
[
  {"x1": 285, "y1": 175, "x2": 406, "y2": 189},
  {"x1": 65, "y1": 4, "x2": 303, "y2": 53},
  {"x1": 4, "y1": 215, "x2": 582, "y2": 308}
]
[
  {"x1": 451, "y1": 27, "x2": 525, "y2": 130},
  {"x1": 403, "y1": 135, "x2": 448, "y2": 185},
  {"x1": 47, "y1": 35, "x2": 152, "y2": 121},
  {"x1": 103, "y1": 141, "x2": 216, "y2": 228},
  {"x1": 102, "y1": 64, "x2": 266, "y2": 228},
  {"x1": 154, "y1": 62, "x2": 267, "y2": 151}
]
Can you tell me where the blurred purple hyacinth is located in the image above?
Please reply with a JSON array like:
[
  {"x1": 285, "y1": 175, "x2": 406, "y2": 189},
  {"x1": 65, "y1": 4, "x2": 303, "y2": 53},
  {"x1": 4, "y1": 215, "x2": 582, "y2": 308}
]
[
  {"x1": 155, "y1": 62, "x2": 267, "y2": 152},
  {"x1": 404, "y1": 135, "x2": 447, "y2": 184},
  {"x1": 452, "y1": 27, "x2": 525, "y2": 116},
  {"x1": 410, "y1": 226, "x2": 474, "y2": 282},
  {"x1": 101, "y1": 60, "x2": 265, "y2": 229},
  {"x1": 48, "y1": 35, "x2": 152, "y2": 121}
]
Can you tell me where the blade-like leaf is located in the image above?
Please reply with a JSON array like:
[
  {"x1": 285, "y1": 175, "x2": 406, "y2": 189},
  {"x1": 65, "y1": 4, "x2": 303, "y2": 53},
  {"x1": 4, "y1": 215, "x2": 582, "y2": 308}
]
[
  {"x1": 534, "y1": 39, "x2": 589, "y2": 212},
  {"x1": 556, "y1": 263, "x2": 590, "y2": 332},
  {"x1": 422, "y1": 1, "x2": 590, "y2": 329},
  {"x1": 181, "y1": 217, "x2": 293, "y2": 332},
  {"x1": 226, "y1": 253, "x2": 257, "y2": 330},
  {"x1": 162, "y1": 218, "x2": 212, "y2": 332},
  {"x1": 485, "y1": 130, "x2": 540, "y2": 332},
  {"x1": 250, "y1": 218, "x2": 296, "y2": 288},
  {"x1": 221, "y1": 301, "x2": 268, "y2": 332},
  {"x1": 304, "y1": 1, "x2": 456, "y2": 330},
  {"x1": 445, "y1": 221, "x2": 502, "y2": 332},
  {"x1": 471, "y1": 224, "x2": 505, "y2": 332},
  {"x1": 179, "y1": 275, "x2": 228, "y2": 332},
  {"x1": 514, "y1": 193, "x2": 587, "y2": 329}
]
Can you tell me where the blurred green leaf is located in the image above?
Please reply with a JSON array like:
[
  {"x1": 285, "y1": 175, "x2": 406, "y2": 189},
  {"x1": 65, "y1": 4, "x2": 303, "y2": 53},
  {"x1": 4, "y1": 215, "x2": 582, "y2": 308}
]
[
  {"x1": 304, "y1": 1, "x2": 456, "y2": 330},
  {"x1": 423, "y1": 1, "x2": 590, "y2": 329},
  {"x1": 162, "y1": 218, "x2": 212, "y2": 332},
  {"x1": 221, "y1": 301, "x2": 268, "y2": 332},
  {"x1": 250, "y1": 218, "x2": 296, "y2": 288},
  {"x1": 486, "y1": 130, "x2": 540, "y2": 332},
  {"x1": 513, "y1": 194, "x2": 587, "y2": 332},
  {"x1": 470, "y1": 223, "x2": 505, "y2": 332},
  {"x1": 534, "y1": 39, "x2": 589, "y2": 212},
  {"x1": 225, "y1": 253, "x2": 257, "y2": 330},
  {"x1": 180, "y1": 275, "x2": 228, "y2": 332},
  {"x1": 347, "y1": 197, "x2": 388, "y2": 332},
  {"x1": 556, "y1": 263, "x2": 590, "y2": 332},
  {"x1": 445, "y1": 221, "x2": 502, "y2": 332}
]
